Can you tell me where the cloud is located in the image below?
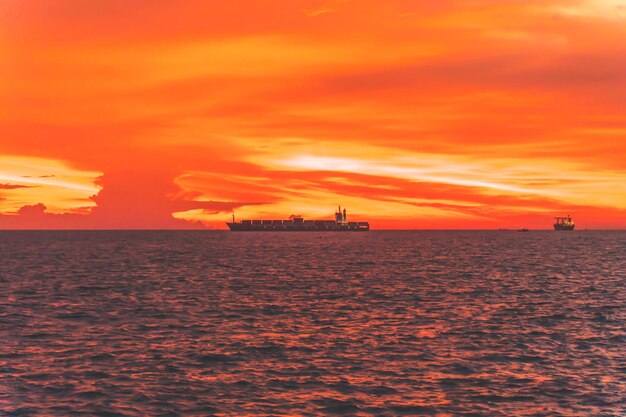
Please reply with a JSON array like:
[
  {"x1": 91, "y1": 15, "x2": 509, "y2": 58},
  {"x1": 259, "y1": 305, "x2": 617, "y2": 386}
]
[
  {"x1": 0, "y1": 199, "x2": 255, "y2": 230},
  {"x1": 1, "y1": 0, "x2": 626, "y2": 229},
  {"x1": 0, "y1": 183, "x2": 33, "y2": 190},
  {"x1": 0, "y1": 156, "x2": 101, "y2": 214},
  {"x1": 17, "y1": 203, "x2": 47, "y2": 215}
]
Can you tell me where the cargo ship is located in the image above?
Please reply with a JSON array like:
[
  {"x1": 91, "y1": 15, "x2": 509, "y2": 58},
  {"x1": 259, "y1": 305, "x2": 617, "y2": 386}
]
[
  {"x1": 227, "y1": 206, "x2": 370, "y2": 231},
  {"x1": 554, "y1": 215, "x2": 575, "y2": 231}
]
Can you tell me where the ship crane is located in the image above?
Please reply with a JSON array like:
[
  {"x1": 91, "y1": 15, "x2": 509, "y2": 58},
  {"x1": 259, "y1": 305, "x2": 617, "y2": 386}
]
[{"x1": 336, "y1": 205, "x2": 347, "y2": 225}]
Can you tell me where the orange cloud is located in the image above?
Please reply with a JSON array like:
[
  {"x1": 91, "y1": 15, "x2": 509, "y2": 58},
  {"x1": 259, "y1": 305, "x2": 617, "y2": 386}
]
[{"x1": 1, "y1": 0, "x2": 625, "y2": 229}]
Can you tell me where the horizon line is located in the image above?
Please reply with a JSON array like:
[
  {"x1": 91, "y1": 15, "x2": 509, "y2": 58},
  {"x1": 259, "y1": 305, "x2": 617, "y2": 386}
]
[{"x1": 1, "y1": 228, "x2": 624, "y2": 232}]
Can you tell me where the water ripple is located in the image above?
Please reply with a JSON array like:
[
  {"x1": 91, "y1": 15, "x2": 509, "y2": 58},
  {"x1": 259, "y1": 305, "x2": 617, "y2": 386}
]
[{"x1": 0, "y1": 230, "x2": 625, "y2": 416}]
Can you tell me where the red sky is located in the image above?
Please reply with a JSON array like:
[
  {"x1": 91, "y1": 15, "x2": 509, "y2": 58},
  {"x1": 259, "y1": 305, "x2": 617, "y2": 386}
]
[{"x1": 1, "y1": 0, "x2": 626, "y2": 229}]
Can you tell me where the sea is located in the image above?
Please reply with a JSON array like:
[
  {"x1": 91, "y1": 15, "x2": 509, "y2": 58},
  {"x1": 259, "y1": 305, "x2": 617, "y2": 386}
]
[{"x1": 0, "y1": 231, "x2": 624, "y2": 416}]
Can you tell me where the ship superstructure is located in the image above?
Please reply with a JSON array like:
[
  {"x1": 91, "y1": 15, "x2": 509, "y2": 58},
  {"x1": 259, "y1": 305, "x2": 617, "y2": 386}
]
[
  {"x1": 227, "y1": 206, "x2": 369, "y2": 231},
  {"x1": 554, "y1": 215, "x2": 575, "y2": 231}
]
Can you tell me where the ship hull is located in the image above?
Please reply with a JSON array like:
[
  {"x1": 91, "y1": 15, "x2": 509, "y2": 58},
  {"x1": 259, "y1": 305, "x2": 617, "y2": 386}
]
[
  {"x1": 553, "y1": 224, "x2": 575, "y2": 231},
  {"x1": 227, "y1": 223, "x2": 369, "y2": 232}
]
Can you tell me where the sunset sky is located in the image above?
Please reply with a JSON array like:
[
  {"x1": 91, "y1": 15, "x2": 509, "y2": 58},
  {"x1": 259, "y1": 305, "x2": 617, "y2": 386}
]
[{"x1": 2, "y1": 0, "x2": 626, "y2": 229}]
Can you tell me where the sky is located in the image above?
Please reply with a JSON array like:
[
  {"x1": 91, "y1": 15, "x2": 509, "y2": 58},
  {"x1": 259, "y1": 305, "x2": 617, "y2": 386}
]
[{"x1": 1, "y1": 0, "x2": 626, "y2": 229}]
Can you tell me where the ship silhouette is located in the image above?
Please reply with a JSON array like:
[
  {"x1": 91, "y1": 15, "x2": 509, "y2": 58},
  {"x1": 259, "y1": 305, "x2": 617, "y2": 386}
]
[
  {"x1": 227, "y1": 206, "x2": 370, "y2": 232},
  {"x1": 554, "y1": 215, "x2": 575, "y2": 231}
]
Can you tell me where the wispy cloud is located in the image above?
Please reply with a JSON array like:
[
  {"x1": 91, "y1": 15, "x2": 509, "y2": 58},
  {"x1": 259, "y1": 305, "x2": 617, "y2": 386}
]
[{"x1": 0, "y1": 183, "x2": 33, "y2": 190}]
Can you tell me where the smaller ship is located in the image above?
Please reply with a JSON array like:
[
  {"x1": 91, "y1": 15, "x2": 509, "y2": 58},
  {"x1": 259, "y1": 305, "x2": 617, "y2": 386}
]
[{"x1": 554, "y1": 215, "x2": 575, "y2": 231}]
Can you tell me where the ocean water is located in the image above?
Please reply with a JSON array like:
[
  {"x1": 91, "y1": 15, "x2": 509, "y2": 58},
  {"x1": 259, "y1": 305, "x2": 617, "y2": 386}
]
[{"x1": 0, "y1": 230, "x2": 624, "y2": 416}]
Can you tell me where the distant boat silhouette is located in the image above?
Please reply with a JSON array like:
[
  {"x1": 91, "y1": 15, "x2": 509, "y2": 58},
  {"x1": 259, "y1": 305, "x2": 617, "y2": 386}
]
[{"x1": 554, "y1": 215, "x2": 575, "y2": 231}]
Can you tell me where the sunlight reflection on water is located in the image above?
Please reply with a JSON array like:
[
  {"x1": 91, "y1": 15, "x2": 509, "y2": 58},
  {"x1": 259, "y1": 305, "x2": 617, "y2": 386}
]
[{"x1": 1, "y1": 231, "x2": 625, "y2": 416}]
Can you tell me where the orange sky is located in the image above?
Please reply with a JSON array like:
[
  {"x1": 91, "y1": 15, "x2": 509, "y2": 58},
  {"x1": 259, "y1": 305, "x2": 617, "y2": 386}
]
[{"x1": 1, "y1": 0, "x2": 626, "y2": 229}]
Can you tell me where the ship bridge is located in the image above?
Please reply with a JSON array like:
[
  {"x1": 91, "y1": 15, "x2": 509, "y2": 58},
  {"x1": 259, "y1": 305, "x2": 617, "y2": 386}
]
[{"x1": 335, "y1": 205, "x2": 347, "y2": 225}]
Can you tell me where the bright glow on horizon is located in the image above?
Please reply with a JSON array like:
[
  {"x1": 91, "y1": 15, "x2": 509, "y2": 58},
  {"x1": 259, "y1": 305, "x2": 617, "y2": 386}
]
[{"x1": 0, "y1": 156, "x2": 101, "y2": 214}]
